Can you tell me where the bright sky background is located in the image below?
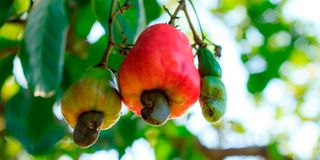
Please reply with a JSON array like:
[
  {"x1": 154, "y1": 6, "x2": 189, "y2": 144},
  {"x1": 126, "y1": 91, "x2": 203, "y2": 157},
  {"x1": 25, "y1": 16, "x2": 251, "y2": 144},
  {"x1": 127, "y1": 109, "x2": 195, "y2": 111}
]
[{"x1": 12, "y1": 0, "x2": 320, "y2": 159}]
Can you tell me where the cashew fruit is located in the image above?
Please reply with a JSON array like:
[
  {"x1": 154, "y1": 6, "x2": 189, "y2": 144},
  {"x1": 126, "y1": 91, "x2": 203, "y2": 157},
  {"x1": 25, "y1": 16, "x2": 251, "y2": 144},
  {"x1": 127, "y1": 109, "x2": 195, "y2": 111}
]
[
  {"x1": 61, "y1": 66, "x2": 121, "y2": 147},
  {"x1": 197, "y1": 46, "x2": 227, "y2": 123},
  {"x1": 199, "y1": 76, "x2": 227, "y2": 122},
  {"x1": 118, "y1": 23, "x2": 200, "y2": 126},
  {"x1": 197, "y1": 47, "x2": 222, "y2": 78}
]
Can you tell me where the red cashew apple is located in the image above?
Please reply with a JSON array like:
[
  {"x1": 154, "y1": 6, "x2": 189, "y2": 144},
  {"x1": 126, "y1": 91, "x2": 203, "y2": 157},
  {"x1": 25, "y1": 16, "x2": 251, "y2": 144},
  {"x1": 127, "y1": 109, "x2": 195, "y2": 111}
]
[{"x1": 118, "y1": 23, "x2": 200, "y2": 125}]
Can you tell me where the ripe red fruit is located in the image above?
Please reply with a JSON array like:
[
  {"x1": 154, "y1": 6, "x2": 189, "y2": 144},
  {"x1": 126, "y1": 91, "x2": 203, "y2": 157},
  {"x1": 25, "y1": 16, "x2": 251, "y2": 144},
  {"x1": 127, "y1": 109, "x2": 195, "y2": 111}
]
[{"x1": 118, "y1": 23, "x2": 200, "y2": 125}]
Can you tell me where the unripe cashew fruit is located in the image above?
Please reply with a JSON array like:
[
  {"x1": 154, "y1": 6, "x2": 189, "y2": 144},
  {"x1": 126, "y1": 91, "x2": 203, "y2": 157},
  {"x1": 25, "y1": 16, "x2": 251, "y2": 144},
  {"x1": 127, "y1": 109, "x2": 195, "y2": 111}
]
[
  {"x1": 199, "y1": 76, "x2": 227, "y2": 122},
  {"x1": 61, "y1": 66, "x2": 121, "y2": 148},
  {"x1": 118, "y1": 23, "x2": 200, "y2": 126},
  {"x1": 197, "y1": 46, "x2": 227, "y2": 123},
  {"x1": 197, "y1": 47, "x2": 222, "y2": 78}
]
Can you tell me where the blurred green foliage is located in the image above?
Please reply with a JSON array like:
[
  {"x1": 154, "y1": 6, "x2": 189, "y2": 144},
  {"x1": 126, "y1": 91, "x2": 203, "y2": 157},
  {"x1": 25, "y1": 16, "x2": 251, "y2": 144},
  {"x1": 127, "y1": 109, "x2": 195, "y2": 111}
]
[{"x1": 0, "y1": 0, "x2": 319, "y2": 159}]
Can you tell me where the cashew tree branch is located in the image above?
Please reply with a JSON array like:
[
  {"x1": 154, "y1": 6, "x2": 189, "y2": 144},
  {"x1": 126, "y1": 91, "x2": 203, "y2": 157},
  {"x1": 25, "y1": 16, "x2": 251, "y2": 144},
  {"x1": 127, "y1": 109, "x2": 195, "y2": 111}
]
[{"x1": 196, "y1": 140, "x2": 292, "y2": 160}]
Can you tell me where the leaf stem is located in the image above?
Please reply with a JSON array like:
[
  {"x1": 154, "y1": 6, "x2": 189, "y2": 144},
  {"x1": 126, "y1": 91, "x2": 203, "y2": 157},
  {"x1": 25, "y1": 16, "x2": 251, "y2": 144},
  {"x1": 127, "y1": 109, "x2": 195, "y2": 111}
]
[
  {"x1": 188, "y1": 0, "x2": 205, "y2": 40},
  {"x1": 111, "y1": 0, "x2": 132, "y2": 19},
  {"x1": 168, "y1": 0, "x2": 186, "y2": 26},
  {"x1": 187, "y1": 0, "x2": 222, "y2": 57},
  {"x1": 114, "y1": 18, "x2": 127, "y2": 44},
  {"x1": 183, "y1": 6, "x2": 206, "y2": 48},
  {"x1": 97, "y1": 0, "x2": 133, "y2": 67},
  {"x1": 98, "y1": 0, "x2": 117, "y2": 67}
]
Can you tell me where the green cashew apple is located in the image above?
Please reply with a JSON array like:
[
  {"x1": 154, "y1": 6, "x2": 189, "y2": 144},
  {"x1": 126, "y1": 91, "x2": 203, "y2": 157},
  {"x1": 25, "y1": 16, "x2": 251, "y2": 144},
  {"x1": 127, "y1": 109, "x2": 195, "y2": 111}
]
[
  {"x1": 197, "y1": 45, "x2": 227, "y2": 123},
  {"x1": 197, "y1": 47, "x2": 222, "y2": 78},
  {"x1": 61, "y1": 66, "x2": 121, "y2": 148},
  {"x1": 199, "y1": 76, "x2": 227, "y2": 122}
]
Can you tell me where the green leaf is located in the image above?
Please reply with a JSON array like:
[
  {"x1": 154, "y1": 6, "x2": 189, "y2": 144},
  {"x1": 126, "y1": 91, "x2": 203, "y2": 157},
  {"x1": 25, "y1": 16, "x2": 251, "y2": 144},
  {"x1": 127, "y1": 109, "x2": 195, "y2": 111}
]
[
  {"x1": 99, "y1": 113, "x2": 140, "y2": 157},
  {"x1": 143, "y1": 0, "x2": 162, "y2": 24},
  {"x1": 12, "y1": 0, "x2": 31, "y2": 16},
  {"x1": 19, "y1": 0, "x2": 68, "y2": 97},
  {"x1": 155, "y1": 137, "x2": 177, "y2": 160},
  {"x1": 63, "y1": 34, "x2": 124, "y2": 85},
  {"x1": 5, "y1": 90, "x2": 66, "y2": 155},
  {"x1": 185, "y1": 150, "x2": 209, "y2": 160},
  {"x1": 107, "y1": 52, "x2": 125, "y2": 71},
  {"x1": 0, "y1": 0, "x2": 14, "y2": 27},
  {"x1": 63, "y1": 53, "x2": 88, "y2": 86},
  {"x1": 86, "y1": 35, "x2": 107, "y2": 66},
  {"x1": 0, "y1": 39, "x2": 20, "y2": 50},
  {"x1": 0, "y1": 136, "x2": 23, "y2": 160},
  {"x1": 62, "y1": 36, "x2": 107, "y2": 88},
  {"x1": 218, "y1": 0, "x2": 245, "y2": 12},
  {"x1": 70, "y1": 0, "x2": 91, "y2": 7},
  {"x1": 91, "y1": 0, "x2": 111, "y2": 32},
  {"x1": 92, "y1": 0, "x2": 140, "y2": 43},
  {"x1": 153, "y1": 122, "x2": 196, "y2": 159},
  {"x1": 230, "y1": 121, "x2": 246, "y2": 134},
  {"x1": 114, "y1": 0, "x2": 140, "y2": 43},
  {"x1": 75, "y1": 4, "x2": 96, "y2": 38},
  {"x1": 0, "y1": 23, "x2": 22, "y2": 52},
  {"x1": 0, "y1": 54, "x2": 15, "y2": 102},
  {"x1": 0, "y1": 22, "x2": 24, "y2": 51},
  {"x1": 247, "y1": 71, "x2": 272, "y2": 94},
  {"x1": 160, "y1": 121, "x2": 193, "y2": 138},
  {"x1": 267, "y1": 142, "x2": 285, "y2": 160},
  {"x1": 246, "y1": 46, "x2": 292, "y2": 94}
]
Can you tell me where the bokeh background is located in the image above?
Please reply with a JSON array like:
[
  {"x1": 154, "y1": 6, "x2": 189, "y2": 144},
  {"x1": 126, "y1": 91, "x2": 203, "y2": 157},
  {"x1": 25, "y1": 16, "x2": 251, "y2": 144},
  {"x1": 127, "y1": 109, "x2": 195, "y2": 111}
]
[{"x1": 0, "y1": 0, "x2": 320, "y2": 159}]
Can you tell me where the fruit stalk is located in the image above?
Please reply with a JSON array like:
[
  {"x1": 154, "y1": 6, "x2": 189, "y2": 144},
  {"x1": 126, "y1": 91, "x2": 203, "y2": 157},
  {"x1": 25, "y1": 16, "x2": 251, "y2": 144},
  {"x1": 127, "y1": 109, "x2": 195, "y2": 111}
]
[
  {"x1": 183, "y1": 6, "x2": 206, "y2": 47},
  {"x1": 168, "y1": 0, "x2": 186, "y2": 26},
  {"x1": 188, "y1": 0, "x2": 205, "y2": 40},
  {"x1": 98, "y1": 0, "x2": 116, "y2": 67}
]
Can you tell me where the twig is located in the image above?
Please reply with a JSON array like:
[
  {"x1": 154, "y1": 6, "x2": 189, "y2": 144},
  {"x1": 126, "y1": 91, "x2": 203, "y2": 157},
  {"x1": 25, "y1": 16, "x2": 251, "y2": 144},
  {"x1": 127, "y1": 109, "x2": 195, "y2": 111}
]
[
  {"x1": 195, "y1": 140, "x2": 293, "y2": 160},
  {"x1": 183, "y1": 7, "x2": 206, "y2": 48},
  {"x1": 163, "y1": 5, "x2": 173, "y2": 17},
  {"x1": 111, "y1": 0, "x2": 132, "y2": 19},
  {"x1": 113, "y1": 43, "x2": 132, "y2": 56},
  {"x1": 114, "y1": 18, "x2": 127, "y2": 44},
  {"x1": 198, "y1": 143, "x2": 268, "y2": 159},
  {"x1": 188, "y1": 0, "x2": 205, "y2": 40},
  {"x1": 168, "y1": 0, "x2": 186, "y2": 26},
  {"x1": 7, "y1": 18, "x2": 26, "y2": 24},
  {"x1": 186, "y1": 0, "x2": 222, "y2": 57},
  {"x1": 167, "y1": 136, "x2": 292, "y2": 160},
  {"x1": 0, "y1": 48, "x2": 19, "y2": 58},
  {"x1": 117, "y1": 2, "x2": 123, "y2": 14},
  {"x1": 98, "y1": 0, "x2": 117, "y2": 67},
  {"x1": 97, "y1": 0, "x2": 131, "y2": 66}
]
